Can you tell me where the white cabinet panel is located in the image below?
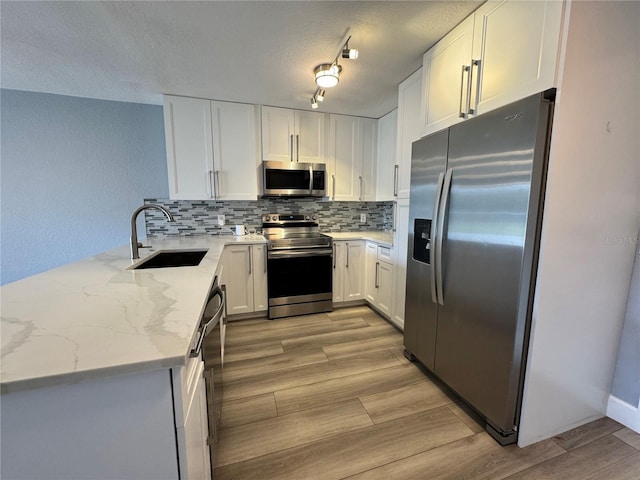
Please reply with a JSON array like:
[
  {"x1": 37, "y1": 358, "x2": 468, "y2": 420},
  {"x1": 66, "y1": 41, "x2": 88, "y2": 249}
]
[
  {"x1": 261, "y1": 106, "x2": 295, "y2": 162},
  {"x1": 296, "y1": 110, "x2": 327, "y2": 164},
  {"x1": 328, "y1": 115, "x2": 378, "y2": 201},
  {"x1": 261, "y1": 107, "x2": 326, "y2": 164},
  {"x1": 251, "y1": 243, "x2": 268, "y2": 312},
  {"x1": 471, "y1": 0, "x2": 563, "y2": 116},
  {"x1": 211, "y1": 101, "x2": 260, "y2": 200},
  {"x1": 421, "y1": 0, "x2": 563, "y2": 136},
  {"x1": 391, "y1": 199, "x2": 410, "y2": 329},
  {"x1": 376, "y1": 109, "x2": 398, "y2": 201},
  {"x1": 164, "y1": 96, "x2": 214, "y2": 200},
  {"x1": 164, "y1": 95, "x2": 259, "y2": 201},
  {"x1": 396, "y1": 69, "x2": 423, "y2": 199},
  {"x1": 422, "y1": 16, "x2": 475, "y2": 134},
  {"x1": 333, "y1": 240, "x2": 365, "y2": 303},
  {"x1": 329, "y1": 115, "x2": 360, "y2": 201},
  {"x1": 360, "y1": 117, "x2": 378, "y2": 201},
  {"x1": 223, "y1": 245, "x2": 254, "y2": 315},
  {"x1": 377, "y1": 260, "x2": 393, "y2": 318},
  {"x1": 365, "y1": 242, "x2": 378, "y2": 304}
]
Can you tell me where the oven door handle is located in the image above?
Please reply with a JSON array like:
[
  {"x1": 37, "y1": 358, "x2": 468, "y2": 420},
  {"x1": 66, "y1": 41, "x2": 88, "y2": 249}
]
[{"x1": 268, "y1": 248, "x2": 333, "y2": 259}]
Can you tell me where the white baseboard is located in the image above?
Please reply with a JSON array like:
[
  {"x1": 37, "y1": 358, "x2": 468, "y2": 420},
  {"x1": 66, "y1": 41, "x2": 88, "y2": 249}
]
[{"x1": 607, "y1": 394, "x2": 640, "y2": 433}]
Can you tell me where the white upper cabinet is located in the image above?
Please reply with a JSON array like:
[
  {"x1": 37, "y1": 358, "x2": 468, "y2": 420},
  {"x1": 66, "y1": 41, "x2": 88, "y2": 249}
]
[
  {"x1": 261, "y1": 106, "x2": 326, "y2": 164},
  {"x1": 210, "y1": 101, "x2": 260, "y2": 200},
  {"x1": 422, "y1": 16, "x2": 475, "y2": 135},
  {"x1": 375, "y1": 109, "x2": 398, "y2": 201},
  {"x1": 164, "y1": 96, "x2": 215, "y2": 200},
  {"x1": 163, "y1": 95, "x2": 259, "y2": 200},
  {"x1": 470, "y1": 0, "x2": 563, "y2": 116},
  {"x1": 328, "y1": 115, "x2": 377, "y2": 201},
  {"x1": 421, "y1": 0, "x2": 564, "y2": 136},
  {"x1": 396, "y1": 69, "x2": 423, "y2": 199}
]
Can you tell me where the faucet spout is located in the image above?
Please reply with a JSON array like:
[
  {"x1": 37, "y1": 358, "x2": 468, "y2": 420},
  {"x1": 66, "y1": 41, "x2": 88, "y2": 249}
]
[{"x1": 130, "y1": 204, "x2": 175, "y2": 259}]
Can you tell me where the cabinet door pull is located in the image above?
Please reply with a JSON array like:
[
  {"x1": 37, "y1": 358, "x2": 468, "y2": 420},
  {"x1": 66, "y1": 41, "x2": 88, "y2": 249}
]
[
  {"x1": 459, "y1": 65, "x2": 470, "y2": 119},
  {"x1": 214, "y1": 170, "x2": 220, "y2": 199},
  {"x1": 346, "y1": 242, "x2": 349, "y2": 268},
  {"x1": 359, "y1": 176, "x2": 363, "y2": 201},
  {"x1": 470, "y1": 59, "x2": 481, "y2": 115},
  {"x1": 375, "y1": 261, "x2": 380, "y2": 288},
  {"x1": 296, "y1": 134, "x2": 300, "y2": 162},
  {"x1": 290, "y1": 134, "x2": 294, "y2": 162},
  {"x1": 263, "y1": 246, "x2": 267, "y2": 273},
  {"x1": 332, "y1": 174, "x2": 336, "y2": 201},
  {"x1": 392, "y1": 202, "x2": 397, "y2": 232},
  {"x1": 393, "y1": 165, "x2": 399, "y2": 197},
  {"x1": 248, "y1": 247, "x2": 252, "y2": 275},
  {"x1": 333, "y1": 243, "x2": 337, "y2": 268},
  {"x1": 208, "y1": 170, "x2": 215, "y2": 199}
]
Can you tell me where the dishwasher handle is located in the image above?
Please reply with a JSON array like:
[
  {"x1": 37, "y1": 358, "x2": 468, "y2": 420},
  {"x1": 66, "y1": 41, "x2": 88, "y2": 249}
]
[{"x1": 190, "y1": 286, "x2": 224, "y2": 358}]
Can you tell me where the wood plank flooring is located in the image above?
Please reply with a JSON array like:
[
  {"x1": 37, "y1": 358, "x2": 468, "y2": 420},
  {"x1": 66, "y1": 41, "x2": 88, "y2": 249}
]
[{"x1": 210, "y1": 306, "x2": 640, "y2": 480}]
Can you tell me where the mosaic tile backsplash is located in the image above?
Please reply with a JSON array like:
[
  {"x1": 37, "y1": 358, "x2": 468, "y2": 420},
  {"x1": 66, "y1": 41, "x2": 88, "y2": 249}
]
[{"x1": 144, "y1": 198, "x2": 394, "y2": 236}]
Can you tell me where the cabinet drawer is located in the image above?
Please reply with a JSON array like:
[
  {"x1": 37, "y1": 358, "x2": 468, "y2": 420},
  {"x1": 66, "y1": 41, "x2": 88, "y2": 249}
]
[{"x1": 377, "y1": 245, "x2": 392, "y2": 262}]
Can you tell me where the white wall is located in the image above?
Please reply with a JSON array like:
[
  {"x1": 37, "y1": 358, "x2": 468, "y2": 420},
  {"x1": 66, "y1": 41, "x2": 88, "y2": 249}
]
[
  {"x1": 0, "y1": 90, "x2": 169, "y2": 285},
  {"x1": 519, "y1": 1, "x2": 640, "y2": 446}
]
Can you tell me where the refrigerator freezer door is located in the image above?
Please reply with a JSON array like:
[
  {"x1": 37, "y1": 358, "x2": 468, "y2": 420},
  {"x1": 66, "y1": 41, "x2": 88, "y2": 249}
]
[
  {"x1": 434, "y1": 94, "x2": 550, "y2": 434},
  {"x1": 404, "y1": 129, "x2": 448, "y2": 370}
]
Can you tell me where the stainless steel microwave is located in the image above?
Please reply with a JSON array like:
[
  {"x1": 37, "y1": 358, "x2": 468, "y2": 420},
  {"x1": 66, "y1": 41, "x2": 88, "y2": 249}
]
[{"x1": 262, "y1": 161, "x2": 327, "y2": 197}]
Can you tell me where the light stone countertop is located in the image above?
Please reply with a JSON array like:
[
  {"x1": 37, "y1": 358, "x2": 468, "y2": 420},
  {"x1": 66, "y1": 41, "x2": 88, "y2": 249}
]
[
  {"x1": 324, "y1": 231, "x2": 394, "y2": 247},
  {"x1": 0, "y1": 231, "x2": 391, "y2": 394},
  {"x1": 0, "y1": 234, "x2": 266, "y2": 394}
]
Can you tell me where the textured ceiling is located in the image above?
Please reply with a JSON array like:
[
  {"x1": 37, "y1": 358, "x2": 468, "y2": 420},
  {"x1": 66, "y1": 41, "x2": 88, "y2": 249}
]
[{"x1": 0, "y1": 1, "x2": 482, "y2": 118}]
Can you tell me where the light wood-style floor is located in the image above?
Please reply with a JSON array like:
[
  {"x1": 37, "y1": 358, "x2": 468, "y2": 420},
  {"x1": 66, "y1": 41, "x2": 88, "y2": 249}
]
[{"x1": 212, "y1": 306, "x2": 640, "y2": 480}]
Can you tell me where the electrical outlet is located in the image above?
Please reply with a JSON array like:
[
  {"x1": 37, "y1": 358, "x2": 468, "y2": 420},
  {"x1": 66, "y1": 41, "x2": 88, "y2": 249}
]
[
  {"x1": 217, "y1": 214, "x2": 225, "y2": 226},
  {"x1": 360, "y1": 213, "x2": 367, "y2": 223}
]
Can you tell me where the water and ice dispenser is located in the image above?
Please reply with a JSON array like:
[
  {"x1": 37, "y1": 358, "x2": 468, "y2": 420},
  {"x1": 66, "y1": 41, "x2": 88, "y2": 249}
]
[{"x1": 413, "y1": 218, "x2": 432, "y2": 264}]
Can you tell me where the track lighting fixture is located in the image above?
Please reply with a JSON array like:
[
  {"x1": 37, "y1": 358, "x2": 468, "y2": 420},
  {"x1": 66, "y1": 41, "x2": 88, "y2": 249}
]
[
  {"x1": 309, "y1": 34, "x2": 358, "y2": 109},
  {"x1": 342, "y1": 40, "x2": 359, "y2": 59},
  {"x1": 314, "y1": 63, "x2": 342, "y2": 88}
]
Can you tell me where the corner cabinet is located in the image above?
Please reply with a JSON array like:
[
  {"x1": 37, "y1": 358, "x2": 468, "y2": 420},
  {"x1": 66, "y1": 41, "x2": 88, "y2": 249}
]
[
  {"x1": 163, "y1": 95, "x2": 260, "y2": 200},
  {"x1": 421, "y1": 0, "x2": 564, "y2": 136},
  {"x1": 261, "y1": 106, "x2": 327, "y2": 164},
  {"x1": 328, "y1": 115, "x2": 377, "y2": 201},
  {"x1": 332, "y1": 240, "x2": 365, "y2": 303}
]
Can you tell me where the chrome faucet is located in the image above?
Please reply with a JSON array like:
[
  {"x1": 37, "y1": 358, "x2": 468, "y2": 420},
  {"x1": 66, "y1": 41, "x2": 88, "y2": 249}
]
[{"x1": 130, "y1": 204, "x2": 175, "y2": 259}]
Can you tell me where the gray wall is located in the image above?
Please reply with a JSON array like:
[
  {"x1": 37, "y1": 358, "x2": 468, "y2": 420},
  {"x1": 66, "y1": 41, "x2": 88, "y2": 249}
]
[
  {"x1": 612, "y1": 235, "x2": 640, "y2": 406},
  {"x1": 1, "y1": 89, "x2": 169, "y2": 285}
]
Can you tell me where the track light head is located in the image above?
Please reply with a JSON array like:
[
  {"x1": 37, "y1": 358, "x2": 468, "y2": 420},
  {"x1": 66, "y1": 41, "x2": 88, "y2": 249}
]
[
  {"x1": 341, "y1": 39, "x2": 358, "y2": 59},
  {"x1": 310, "y1": 96, "x2": 318, "y2": 109},
  {"x1": 314, "y1": 63, "x2": 342, "y2": 88},
  {"x1": 316, "y1": 89, "x2": 325, "y2": 102}
]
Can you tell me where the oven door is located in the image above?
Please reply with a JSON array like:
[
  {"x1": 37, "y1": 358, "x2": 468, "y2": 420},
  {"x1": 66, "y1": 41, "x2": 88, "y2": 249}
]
[{"x1": 267, "y1": 248, "x2": 333, "y2": 318}]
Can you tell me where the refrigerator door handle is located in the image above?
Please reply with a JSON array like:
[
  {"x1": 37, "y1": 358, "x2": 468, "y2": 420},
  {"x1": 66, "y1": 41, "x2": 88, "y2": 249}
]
[
  {"x1": 436, "y1": 168, "x2": 453, "y2": 306},
  {"x1": 430, "y1": 172, "x2": 446, "y2": 304}
]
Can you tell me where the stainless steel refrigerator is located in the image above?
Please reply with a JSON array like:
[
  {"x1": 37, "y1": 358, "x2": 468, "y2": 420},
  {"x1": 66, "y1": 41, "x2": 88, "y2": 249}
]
[{"x1": 403, "y1": 91, "x2": 554, "y2": 445}]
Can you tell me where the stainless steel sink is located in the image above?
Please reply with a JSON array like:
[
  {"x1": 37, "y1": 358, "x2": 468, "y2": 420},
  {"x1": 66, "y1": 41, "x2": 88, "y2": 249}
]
[{"x1": 131, "y1": 249, "x2": 208, "y2": 269}]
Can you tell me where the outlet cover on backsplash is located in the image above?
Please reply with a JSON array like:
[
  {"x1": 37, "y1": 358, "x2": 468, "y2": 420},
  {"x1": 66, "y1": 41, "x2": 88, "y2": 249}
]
[{"x1": 143, "y1": 198, "x2": 394, "y2": 237}]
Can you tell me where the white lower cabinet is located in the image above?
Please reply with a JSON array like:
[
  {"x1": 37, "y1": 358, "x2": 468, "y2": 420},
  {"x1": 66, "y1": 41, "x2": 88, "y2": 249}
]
[
  {"x1": 391, "y1": 199, "x2": 410, "y2": 329},
  {"x1": 364, "y1": 242, "x2": 393, "y2": 318},
  {"x1": 173, "y1": 355, "x2": 211, "y2": 480},
  {"x1": 220, "y1": 244, "x2": 267, "y2": 316},
  {"x1": 1, "y1": 367, "x2": 207, "y2": 480},
  {"x1": 333, "y1": 240, "x2": 365, "y2": 303}
]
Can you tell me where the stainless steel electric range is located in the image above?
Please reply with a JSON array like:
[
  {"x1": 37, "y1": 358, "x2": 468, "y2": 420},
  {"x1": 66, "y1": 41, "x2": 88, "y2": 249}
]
[{"x1": 262, "y1": 213, "x2": 333, "y2": 319}]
